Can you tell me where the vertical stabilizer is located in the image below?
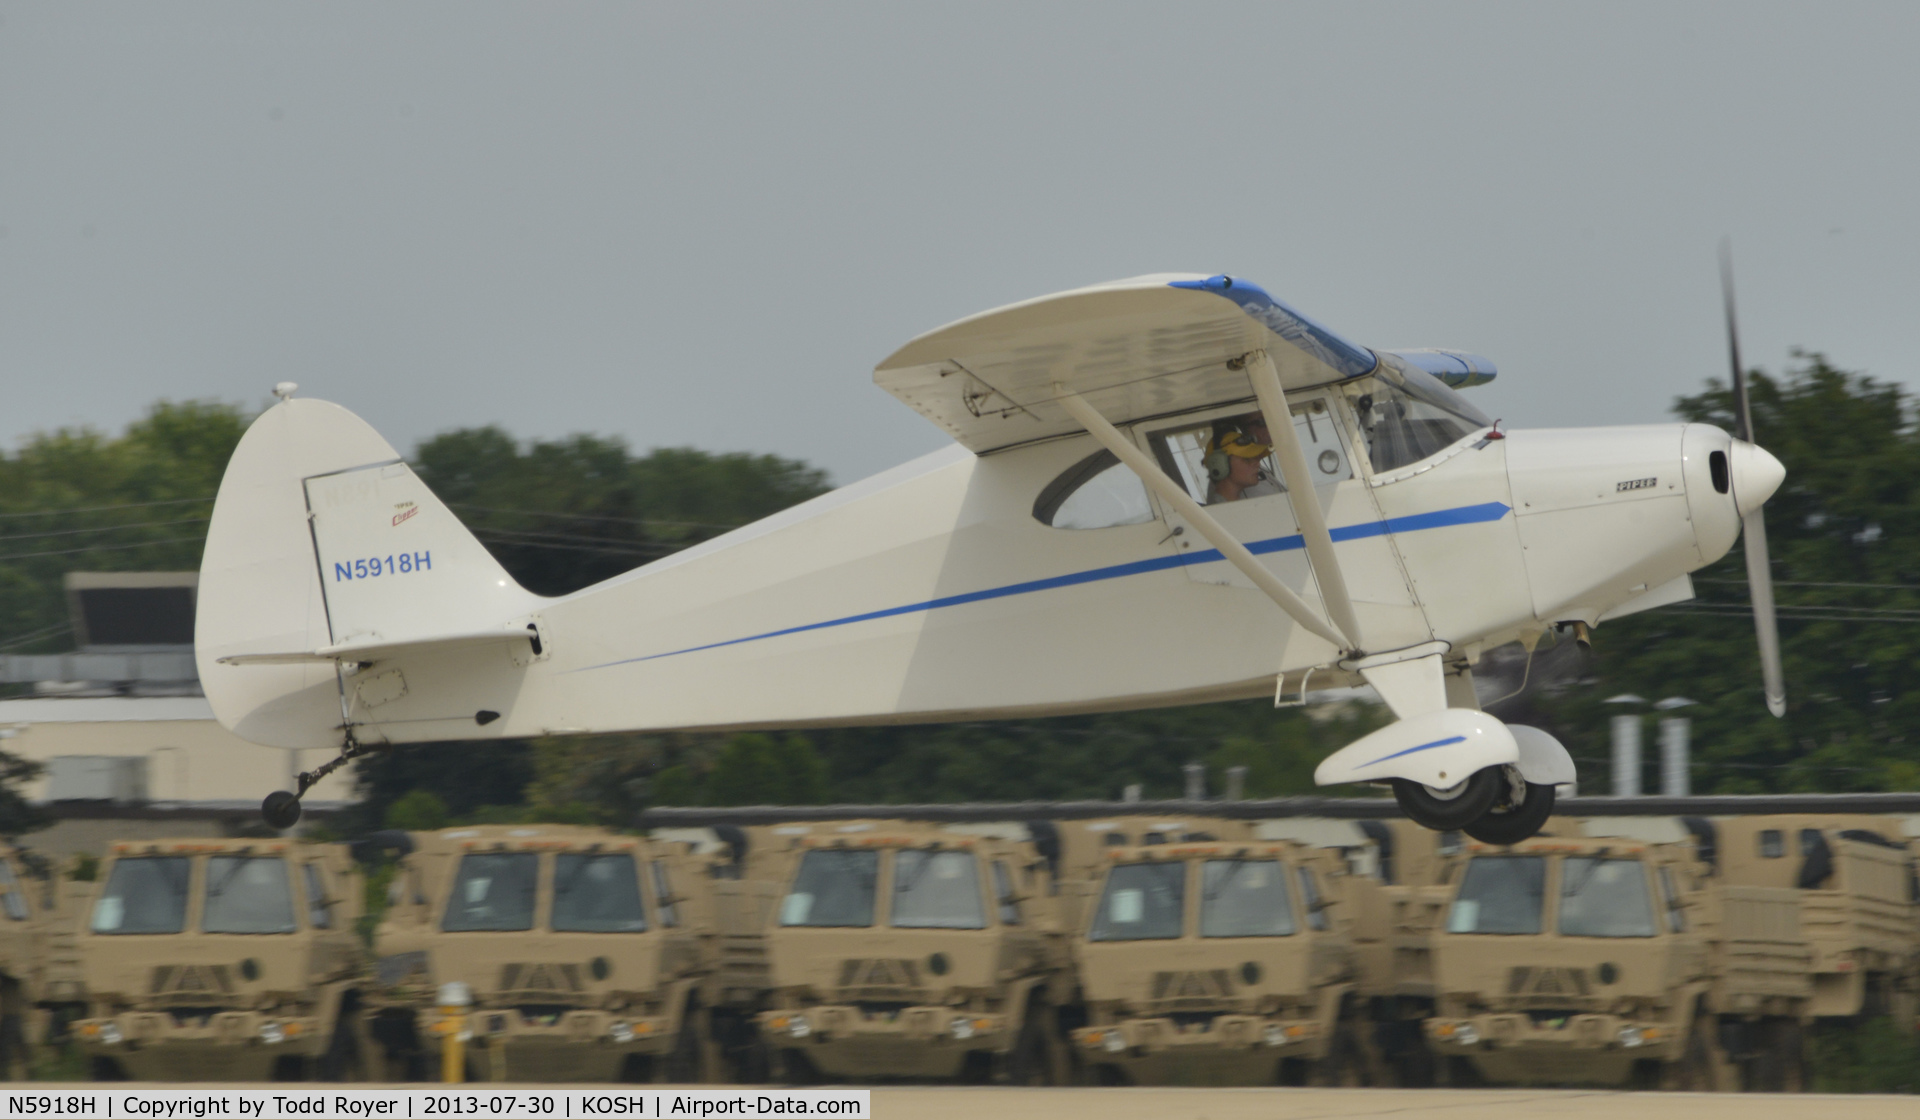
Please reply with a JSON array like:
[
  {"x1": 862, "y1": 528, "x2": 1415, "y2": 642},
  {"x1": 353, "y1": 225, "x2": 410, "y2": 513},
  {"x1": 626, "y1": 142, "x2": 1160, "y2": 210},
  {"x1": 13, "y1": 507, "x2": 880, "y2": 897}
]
[{"x1": 195, "y1": 399, "x2": 539, "y2": 749}]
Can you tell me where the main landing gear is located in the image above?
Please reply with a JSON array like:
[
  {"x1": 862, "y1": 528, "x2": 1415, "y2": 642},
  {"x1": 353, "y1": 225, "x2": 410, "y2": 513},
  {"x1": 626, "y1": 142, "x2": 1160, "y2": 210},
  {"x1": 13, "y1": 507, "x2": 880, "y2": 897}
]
[
  {"x1": 1392, "y1": 765, "x2": 1558, "y2": 844},
  {"x1": 261, "y1": 729, "x2": 377, "y2": 830}
]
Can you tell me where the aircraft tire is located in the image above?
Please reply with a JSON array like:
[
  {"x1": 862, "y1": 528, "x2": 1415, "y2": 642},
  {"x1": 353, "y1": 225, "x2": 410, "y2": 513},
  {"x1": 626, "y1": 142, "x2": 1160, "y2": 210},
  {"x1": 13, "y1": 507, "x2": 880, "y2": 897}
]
[
  {"x1": 262, "y1": 791, "x2": 302, "y2": 830},
  {"x1": 1462, "y1": 779, "x2": 1556, "y2": 845},
  {"x1": 1391, "y1": 768, "x2": 1501, "y2": 831}
]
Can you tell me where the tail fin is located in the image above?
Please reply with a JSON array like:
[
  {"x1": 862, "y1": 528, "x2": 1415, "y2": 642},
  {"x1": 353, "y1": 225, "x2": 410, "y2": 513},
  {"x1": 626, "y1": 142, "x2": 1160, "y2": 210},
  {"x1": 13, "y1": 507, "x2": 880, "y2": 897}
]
[{"x1": 195, "y1": 398, "x2": 540, "y2": 748}]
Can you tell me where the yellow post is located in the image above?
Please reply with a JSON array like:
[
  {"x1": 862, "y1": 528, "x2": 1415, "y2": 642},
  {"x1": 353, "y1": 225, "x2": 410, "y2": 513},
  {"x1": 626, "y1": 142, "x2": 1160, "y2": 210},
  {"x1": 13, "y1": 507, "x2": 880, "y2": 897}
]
[{"x1": 437, "y1": 981, "x2": 472, "y2": 1083}]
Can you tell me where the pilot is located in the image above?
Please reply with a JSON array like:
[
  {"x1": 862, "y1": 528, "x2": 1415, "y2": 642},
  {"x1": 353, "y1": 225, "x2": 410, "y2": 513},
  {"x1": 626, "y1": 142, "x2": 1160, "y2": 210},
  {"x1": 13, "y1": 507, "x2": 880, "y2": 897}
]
[{"x1": 1205, "y1": 428, "x2": 1282, "y2": 503}]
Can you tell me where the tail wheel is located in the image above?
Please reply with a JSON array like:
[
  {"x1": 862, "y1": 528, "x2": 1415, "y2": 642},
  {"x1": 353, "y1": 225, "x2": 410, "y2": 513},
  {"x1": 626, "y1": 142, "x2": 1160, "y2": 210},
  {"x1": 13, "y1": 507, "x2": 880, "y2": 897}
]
[
  {"x1": 1393, "y1": 768, "x2": 1502, "y2": 831},
  {"x1": 1462, "y1": 772, "x2": 1557, "y2": 845}
]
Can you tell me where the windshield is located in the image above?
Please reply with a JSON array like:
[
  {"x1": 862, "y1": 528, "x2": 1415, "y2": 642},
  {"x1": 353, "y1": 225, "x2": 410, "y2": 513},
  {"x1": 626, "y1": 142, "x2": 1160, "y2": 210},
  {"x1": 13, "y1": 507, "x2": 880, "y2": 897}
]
[
  {"x1": 780, "y1": 850, "x2": 878, "y2": 928},
  {"x1": 1355, "y1": 362, "x2": 1492, "y2": 473},
  {"x1": 92, "y1": 857, "x2": 190, "y2": 935},
  {"x1": 1447, "y1": 856, "x2": 1545, "y2": 934},
  {"x1": 552, "y1": 853, "x2": 648, "y2": 933},
  {"x1": 1200, "y1": 859, "x2": 1296, "y2": 938},
  {"x1": 203, "y1": 857, "x2": 297, "y2": 934},
  {"x1": 1559, "y1": 858, "x2": 1657, "y2": 937},
  {"x1": 0, "y1": 859, "x2": 26, "y2": 921},
  {"x1": 442, "y1": 852, "x2": 539, "y2": 932},
  {"x1": 1089, "y1": 862, "x2": 1186, "y2": 941},
  {"x1": 891, "y1": 849, "x2": 986, "y2": 929}
]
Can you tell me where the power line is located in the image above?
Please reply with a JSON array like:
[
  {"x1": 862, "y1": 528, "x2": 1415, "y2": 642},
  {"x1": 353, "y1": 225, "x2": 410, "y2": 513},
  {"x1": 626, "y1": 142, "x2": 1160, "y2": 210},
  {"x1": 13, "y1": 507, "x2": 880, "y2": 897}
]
[
  {"x1": 0, "y1": 517, "x2": 208, "y2": 545},
  {"x1": 0, "y1": 535, "x2": 204, "y2": 563},
  {"x1": 1698, "y1": 578, "x2": 1920, "y2": 591},
  {"x1": 0, "y1": 496, "x2": 214, "y2": 519},
  {"x1": 0, "y1": 620, "x2": 74, "y2": 652}
]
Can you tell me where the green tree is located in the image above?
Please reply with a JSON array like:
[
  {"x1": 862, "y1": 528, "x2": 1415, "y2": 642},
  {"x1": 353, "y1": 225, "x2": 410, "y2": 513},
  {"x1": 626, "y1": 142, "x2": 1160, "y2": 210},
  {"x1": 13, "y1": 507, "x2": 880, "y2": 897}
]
[{"x1": 383, "y1": 789, "x2": 451, "y2": 831}]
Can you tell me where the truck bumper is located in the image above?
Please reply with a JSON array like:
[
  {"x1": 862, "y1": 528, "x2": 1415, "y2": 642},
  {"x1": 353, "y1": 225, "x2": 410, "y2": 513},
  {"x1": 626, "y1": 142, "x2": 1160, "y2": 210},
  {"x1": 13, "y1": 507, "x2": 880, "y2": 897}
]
[
  {"x1": 1071, "y1": 1016, "x2": 1325, "y2": 1081},
  {"x1": 757, "y1": 1007, "x2": 1006, "y2": 1079},
  {"x1": 1425, "y1": 1014, "x2": 1680, "y2": 1085},
  {"x1": 74, "y1": 1013, "x2": 325, "y2": 1081},
  {"x1": 427, "y1": 1008, "x2": 678, "y2": 1083}
]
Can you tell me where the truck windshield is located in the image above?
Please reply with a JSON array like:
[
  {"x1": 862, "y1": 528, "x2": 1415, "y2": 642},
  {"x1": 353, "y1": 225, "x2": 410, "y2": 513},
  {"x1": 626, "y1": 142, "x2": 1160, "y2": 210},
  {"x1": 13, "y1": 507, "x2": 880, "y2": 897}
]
[
  {"x1": 91, "y1": 857, "x2": 190, "y2": 935},
  {"x1": 780, "y1": 850, "x2": 878, "y2": 928},
  {"x1": 1558, "y1": 858, "x2": 1657, "y2": 937},
  {"x1": 1447, "y1": 856, "x2": 1545, "y2": 934},
  {"x1": 1200, "y1": 859, "x2": 1296, "y2": 937},
  {"x1": 204, "y1": 857, "x2": 297, "y2": 934},
  {"x1": 552, "y1": 853, "x2": 648, "y2": 933},
  {"x1": 1089, "y1": 862, "x2": 1186, "y2": 941},
  {"x1": 891, "y1": 850, "x2": 985, "y2": 929},
  {"x1": 442, "y1": 853, "x2": 539, "y2": 932}
]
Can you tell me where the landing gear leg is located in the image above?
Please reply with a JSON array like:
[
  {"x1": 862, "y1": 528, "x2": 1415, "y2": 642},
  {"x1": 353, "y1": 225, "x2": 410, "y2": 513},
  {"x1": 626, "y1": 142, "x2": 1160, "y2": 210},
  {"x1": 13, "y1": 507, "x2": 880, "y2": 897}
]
[{"x1": 262, "y1": 729, "x2": 376, "y2": 829}]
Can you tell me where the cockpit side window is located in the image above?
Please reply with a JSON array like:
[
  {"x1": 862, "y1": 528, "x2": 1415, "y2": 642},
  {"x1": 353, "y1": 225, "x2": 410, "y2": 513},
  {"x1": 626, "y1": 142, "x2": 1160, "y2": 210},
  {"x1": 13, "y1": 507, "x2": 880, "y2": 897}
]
[
  {"x1": 1032, "y1": 450, "x2": 1154, "y2": 530},
  {"x1": 1353, "y1": 361, "x2": 1492, "y2": 473}
]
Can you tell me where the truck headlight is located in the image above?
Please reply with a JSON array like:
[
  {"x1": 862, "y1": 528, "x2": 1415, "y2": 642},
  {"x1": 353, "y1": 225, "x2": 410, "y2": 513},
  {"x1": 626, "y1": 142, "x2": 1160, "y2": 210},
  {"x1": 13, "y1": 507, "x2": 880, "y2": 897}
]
[
  {"x1": 1104, "y1": 1031, "x2": 1126, "y2": 1052},
  {"x1": 1453, "y1": 1023, "x2": 1479, "y2": 1046},
  {"x1": 1617, "y1": 1027, "x2": 1644, "y2": 1048},
  {"x1": 789, "y1": 1015, "x2": 811, "y2": 1038},
  {"x1": 949, "y1": 1017, "x2": 975, "y2": 1041},
  {"x1": 609, "y1": 1021, "x2": 634, "y2": 1044},
  {"x1": 259, "y1": 1022, "x2": 285, "y2": 1045},
  {"x1": 99, "y1": 1022, "x2": 123, "y2": 1046},
  {"x1": 1263, "y1": 1024, "x2": 1286, "y2": 1047}
]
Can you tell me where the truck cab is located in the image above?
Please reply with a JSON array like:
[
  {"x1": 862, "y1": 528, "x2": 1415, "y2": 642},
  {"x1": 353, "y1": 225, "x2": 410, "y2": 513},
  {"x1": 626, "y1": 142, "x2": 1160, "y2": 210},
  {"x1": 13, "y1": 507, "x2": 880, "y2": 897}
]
[
  {"x1": 755, "y1": 820, "x2": 1067, "y2": 1082},
  {"x1": 1070, "y1": 838, "x2": 1364, "y2": 1085},
  {"x1": 367, "y1": 825, "x2": 719, "y2": 1082},
  {"x1": 72, "y1": 838, "x2": 368, "y2": 1081}
]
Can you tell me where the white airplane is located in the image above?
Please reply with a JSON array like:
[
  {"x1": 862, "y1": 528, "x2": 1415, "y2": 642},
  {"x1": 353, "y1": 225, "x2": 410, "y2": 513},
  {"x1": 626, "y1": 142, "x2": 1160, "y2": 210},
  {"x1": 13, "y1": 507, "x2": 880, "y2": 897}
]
[{"x1": 195, "y1": 269, "x2": 1786, "y2": 841}]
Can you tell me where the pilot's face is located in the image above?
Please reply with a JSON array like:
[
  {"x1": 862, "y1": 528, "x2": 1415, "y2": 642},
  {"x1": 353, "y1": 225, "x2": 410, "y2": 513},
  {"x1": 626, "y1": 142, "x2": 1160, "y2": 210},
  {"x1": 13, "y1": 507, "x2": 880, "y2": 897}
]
[{"x1": 1228, "y1": 454, "x2": 1262, "y2": 487}]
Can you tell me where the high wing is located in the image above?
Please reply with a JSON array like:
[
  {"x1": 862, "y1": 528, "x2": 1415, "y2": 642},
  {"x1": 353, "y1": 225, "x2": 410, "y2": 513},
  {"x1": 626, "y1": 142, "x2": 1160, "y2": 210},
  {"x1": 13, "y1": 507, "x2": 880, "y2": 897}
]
[{"x1": 874, "y1": 273, "x2": 1378, "y2": 454}]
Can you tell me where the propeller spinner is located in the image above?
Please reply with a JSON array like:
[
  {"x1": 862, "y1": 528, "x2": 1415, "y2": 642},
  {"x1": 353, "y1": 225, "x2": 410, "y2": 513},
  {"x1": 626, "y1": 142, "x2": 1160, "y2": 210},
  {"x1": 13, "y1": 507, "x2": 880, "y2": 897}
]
[{"x1": 1720, "y1": 241, "x2": 1788, "y2": 718}]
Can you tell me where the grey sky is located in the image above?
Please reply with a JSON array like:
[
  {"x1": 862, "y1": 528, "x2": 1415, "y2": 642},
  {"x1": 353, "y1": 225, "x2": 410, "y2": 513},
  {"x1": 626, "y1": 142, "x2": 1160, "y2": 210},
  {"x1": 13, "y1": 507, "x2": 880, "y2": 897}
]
[{"x1": 3, "y1": 2, "x2": 1915, "y2": 485}]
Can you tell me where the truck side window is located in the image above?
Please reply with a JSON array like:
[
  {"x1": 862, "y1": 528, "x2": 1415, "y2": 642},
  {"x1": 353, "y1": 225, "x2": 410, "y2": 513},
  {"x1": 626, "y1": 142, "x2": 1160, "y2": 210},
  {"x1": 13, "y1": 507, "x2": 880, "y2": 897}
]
[
  {"x1": 1657, "y1": 866, "x2": 1686, "y2": 933},
  {"x1": 651, "y1": 860, "x2": 680, "y2": 927},
  {"x1": 1297, "y1": 867, "x2": 1330, "y2": 931},
  {"x1": 1758, "y1": 830, "x2": 1784, "y2": 858},
  {"x1": 991, "y1": 860, "x2": 1022, "y2": 925},
  {"x1": 304, "y1": 864, "x2": 332, "y2": 929},
  {"x1": 0, "y1": 861, "x2": 27, "y2": 921}
]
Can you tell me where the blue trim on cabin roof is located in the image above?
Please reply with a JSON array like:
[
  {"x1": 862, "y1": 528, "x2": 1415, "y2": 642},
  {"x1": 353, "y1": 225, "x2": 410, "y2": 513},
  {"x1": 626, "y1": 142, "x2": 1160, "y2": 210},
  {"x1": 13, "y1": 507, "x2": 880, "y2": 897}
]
[
  {"x1": 573, "y1": 501, "x2": 1512, "y2": 673},
  {"x1": 1169, "y1": 275, "x2": 1377, "y2": 379}
]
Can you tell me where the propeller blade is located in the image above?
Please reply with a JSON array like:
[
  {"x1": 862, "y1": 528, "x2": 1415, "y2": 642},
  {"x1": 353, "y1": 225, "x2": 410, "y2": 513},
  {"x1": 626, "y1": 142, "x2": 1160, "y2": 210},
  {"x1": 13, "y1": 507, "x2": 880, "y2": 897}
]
[
  {"x1": 1742, "y1": 510, "x2": 1787, "y2": 717},
  {"x1": 1720, "y1": 239, "x2": 1753, "y2": 442},
  {"x1": 1720, "y1": 239, "x2": 1787, "y2": 718}
]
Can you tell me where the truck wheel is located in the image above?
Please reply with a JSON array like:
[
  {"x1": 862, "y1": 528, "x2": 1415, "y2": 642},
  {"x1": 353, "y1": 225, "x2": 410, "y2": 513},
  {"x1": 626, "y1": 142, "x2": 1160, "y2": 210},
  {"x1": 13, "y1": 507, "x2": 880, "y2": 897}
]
[
  {"x1": 1392, "y1": 769, "x2": 1502, "y2": 832},
  {"x1": 1766, "y1": 1020, "x2": 1804, "y2": 1092},
  {"x1": 1462, "y1": 778, "x2": 1556, "y2": 845},
  {"x1": 1006, "y1": 1011, "x2": 1054, "y2": 1086},
  {"x1": 319, "y1": 994, "x2": 365, "y2": 1081},
  {"x1": 665, "y1": 1015, "x2": 702, "y2": 1083},
  {"x1": 1310, "y1": 1021, "x2": 1369, "y2": 1087},
  {"x1": 1662, "y1": 1020, "x2": 1716, "y2": 1092}
]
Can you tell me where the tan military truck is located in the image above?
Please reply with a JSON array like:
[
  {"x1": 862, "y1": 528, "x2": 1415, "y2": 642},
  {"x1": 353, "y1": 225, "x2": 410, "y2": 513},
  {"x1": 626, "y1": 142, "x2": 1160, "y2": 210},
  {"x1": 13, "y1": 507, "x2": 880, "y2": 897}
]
[
  {"x1": 1704, "y1": 815, "x2": 1917, "y2": 1026},
  {"x1": 1418, "y1": 828, "x2": 1825, "y2": 1090},
  {"x1": 71, "y1": 837, "x2": 370, "y2": 1081},
  {"x1": 365, "y1": 825, "x2": 736, "y2": 1082},
  {"x1": 753, "y1": 819, "x2": 1069, "y2": 1083},
  {"x1": 1067, "y1": 834, "x2": 1372, "y2": 1085}
]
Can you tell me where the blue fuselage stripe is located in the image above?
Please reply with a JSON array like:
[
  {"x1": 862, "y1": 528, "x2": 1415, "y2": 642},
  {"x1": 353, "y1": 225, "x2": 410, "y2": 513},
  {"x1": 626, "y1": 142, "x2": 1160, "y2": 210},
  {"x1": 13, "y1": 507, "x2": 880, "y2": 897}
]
[
  {"x1": 1363, "y1": 734, "x2": 1467, "y2": 768},
  {"x1": 576, "y1": 500, "x2": 1511, "y2": 672}
]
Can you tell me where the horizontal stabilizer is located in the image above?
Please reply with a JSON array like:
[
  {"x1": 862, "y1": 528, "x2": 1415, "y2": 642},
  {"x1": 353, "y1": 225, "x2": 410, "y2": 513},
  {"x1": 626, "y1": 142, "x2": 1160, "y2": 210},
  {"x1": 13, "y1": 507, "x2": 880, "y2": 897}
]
[{"x1": 217, "y1": 627, "x2": 538, "y2": 666}]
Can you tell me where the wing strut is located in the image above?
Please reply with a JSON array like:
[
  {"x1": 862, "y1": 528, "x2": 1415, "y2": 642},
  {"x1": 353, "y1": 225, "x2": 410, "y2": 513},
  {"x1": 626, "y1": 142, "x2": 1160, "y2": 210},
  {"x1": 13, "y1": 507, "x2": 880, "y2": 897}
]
[
  {"x1": 1245, "y1": 349, "x2": 1366, "y2": 652},
  {"x1": 1053, "y1": 384, "x2": 1354, "y2": 652}
]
